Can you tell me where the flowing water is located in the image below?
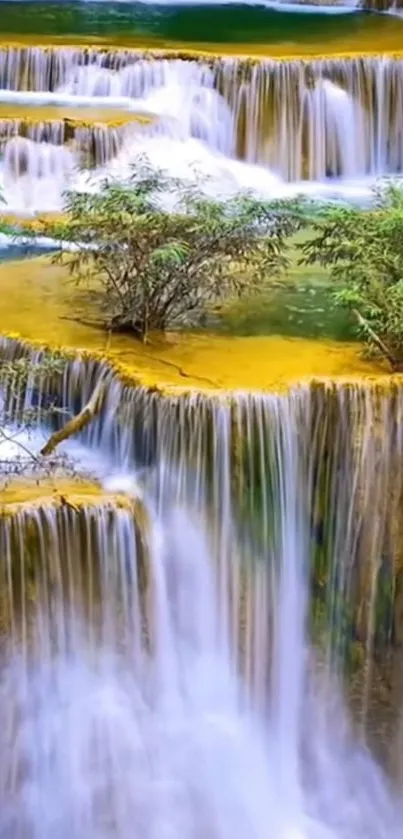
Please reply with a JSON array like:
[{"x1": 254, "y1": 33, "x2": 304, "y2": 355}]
[
  {"x1": 1, "y1": 0, "x2": 403, "y2": 831},
  {"x1": 1, "y1": 341, "x2": 403, "y2": 836},
  {"x1": 4, "y1": 49, "x2": 403, "y2": 209},
  {"x1": 0, "y1": 3, "x2": 401, "y2": 211}
]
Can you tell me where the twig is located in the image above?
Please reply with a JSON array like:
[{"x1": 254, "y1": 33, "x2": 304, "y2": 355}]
[{"x1": 0, "y1": 427, "x2": 40, "y2": 464}]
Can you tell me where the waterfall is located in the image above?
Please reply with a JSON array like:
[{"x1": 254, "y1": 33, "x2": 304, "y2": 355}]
[
  {"x1": 0, "y1": 118, "x2": 154, "y2": 166},
  {"x1": 2, "y1": 337, "x2": 403, "y2": 834},
  {"x1": 1, "y1": 49, "x2": 403, "y2": 200},
  {"x1": 1, "y1": 135, "x2": 76, "y2": 212},
  {"x1": 0, "y1": 117, "x2": 173, "y2": 210}
]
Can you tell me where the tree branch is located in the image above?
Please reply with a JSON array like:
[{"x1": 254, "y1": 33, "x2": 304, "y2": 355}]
[
  {"x1": 353, "y1": 308, "x2": 397, "y2": 369},
  {"x1": 40, "y1": 377, "x2": 107, "y2": 456}
]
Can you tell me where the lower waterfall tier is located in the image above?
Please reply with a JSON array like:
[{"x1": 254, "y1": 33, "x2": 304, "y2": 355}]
[
  {"x1": 2, "y1": 332, "x2": 403, "y2": 660},
  {"x1": 2, "y1": 336, "x2": 403, "y2": 836},
  {"x1": 0, "y1": 114, "x2": 156, "y2": 172},
  {"x1": 0, "y1": 488, "x2": 150, "y2": 650}
]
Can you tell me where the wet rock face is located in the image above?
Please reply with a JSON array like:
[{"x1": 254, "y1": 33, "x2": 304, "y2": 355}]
[
  {"x1": 0, "y1": 490, "x2": 150, "y2": 648},
  {"x1": 363, "y1": 0, "x2": 403, "y2": 8}
]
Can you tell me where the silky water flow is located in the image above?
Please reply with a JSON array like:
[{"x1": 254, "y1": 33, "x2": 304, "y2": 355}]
[
  {"x1": 1, "y1": 350, "x2": 403, "y2": 838},
  {"x1": 3, "y1": 52, "x2": 403, "y2": 208}
]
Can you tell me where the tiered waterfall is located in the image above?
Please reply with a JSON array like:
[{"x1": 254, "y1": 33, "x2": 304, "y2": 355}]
[{"x1": 2, "y1": 50, "x2": 403, "y2": 208}]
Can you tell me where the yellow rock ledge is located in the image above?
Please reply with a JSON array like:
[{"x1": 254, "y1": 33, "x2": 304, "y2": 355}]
[
  {"x1": 0, "y1": 255, "x2": 395, "y2": 395},
  {"x1": 0, "y1": 476, "x2": 137, "y2": 515}
]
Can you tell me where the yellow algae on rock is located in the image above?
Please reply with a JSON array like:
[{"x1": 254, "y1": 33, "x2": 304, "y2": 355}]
[
  {"x1": 0, "y1": 477, "x2": 103, "y2": 506},
  {"x1": 3, "y1": 30, "x2": 403, "y2": 59},
  {"x1": 0, "y1": 477, "x2": 147, "y2": 520},
  {"x1": 0, "y1": 256, "x2": 391, "y2": 394},
  {"x1": 0, "y1": 105, "x2": 153, "y2": 126},
  {"x1": 0, "y1": 480, "x2": 107, "y2": 516}
]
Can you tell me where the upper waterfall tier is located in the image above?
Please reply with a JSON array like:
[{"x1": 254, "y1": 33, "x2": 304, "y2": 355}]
[{"x1": 1, "y1": 48, "x2": 403, "y2": 182}]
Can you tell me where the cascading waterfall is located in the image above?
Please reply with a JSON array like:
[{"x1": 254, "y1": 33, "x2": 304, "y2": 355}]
[
  {"x1": 0, "y1": 119, "x2": 139, "y2": 166},
  {"x1": 1, "y1": 134, "x2": 76, "y2": 211},
  {"x1": 0, "y1": 49, "x2": 401, "y2": 177},
  {"x1": 3, "y1": 137, "x2": 74, "y2": 181},
  {"x1": 2, "y1": 49, "x2": 403, "y2": 208},
  {"x1": 0, "y1": 116, "x2": 170, "y2": 210},
  {"x1": 1, "y1": 337, "x2": 403, "y2": 836}
]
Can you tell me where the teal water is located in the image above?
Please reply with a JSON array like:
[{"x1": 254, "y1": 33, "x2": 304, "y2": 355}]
[
  {"x1": 0, "y1": 1, "x2": 384, "y2": 47},
  {"x1": 0, "y1": 239, "x2": 56, "y2": 261}
]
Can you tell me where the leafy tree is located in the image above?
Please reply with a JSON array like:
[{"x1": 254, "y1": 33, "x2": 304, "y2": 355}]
[
  {"x1": 301, "y1": 183, "x2": 403, "y2": 371},
  {"x1": 41, "y1": 165, "x2": 305, "y2": 343}
]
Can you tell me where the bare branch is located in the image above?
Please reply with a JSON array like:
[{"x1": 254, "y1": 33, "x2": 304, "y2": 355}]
[{"x1": 40, "y1": 377, "x2": 107, "y2": 456}]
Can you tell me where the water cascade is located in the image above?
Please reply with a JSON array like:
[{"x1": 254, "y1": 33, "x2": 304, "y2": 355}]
[
  {"x1": 1, "y1": 335, "x2": 403, "y2": 837},
  {"x1": 0, "y1": 118, "x2": 154, "y2": 166},
  {"x1": 0, "y1": 115, "x2": 169, "y2": 210},
  {"x1": 2, "y1": 49, "x2": 403, "y2": 208},
  {"x1": 0, "y1": 496, "x2": 149, "y2": 654}
]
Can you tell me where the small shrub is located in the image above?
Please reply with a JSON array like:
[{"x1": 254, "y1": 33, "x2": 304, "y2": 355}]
[
  {"x1": 301, "y1": 183, "x2": 403, "y2": 370},
  {"x1": 43, "y1": 164, "x2": 305, "y2": 342}
]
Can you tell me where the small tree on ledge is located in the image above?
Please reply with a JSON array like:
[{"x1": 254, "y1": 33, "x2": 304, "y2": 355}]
[
  {"x1": 300, "y1": 183, "x2": 403, "y2": 372},
  {"x1": 43, "y1": 164, "x2": 303, "y2": 343}
]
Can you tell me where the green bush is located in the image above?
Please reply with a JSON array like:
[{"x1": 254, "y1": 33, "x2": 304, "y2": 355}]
[
  {"x1": 43, "y1": 165, "x2": 305, "y2": 342},
  {"x1": 301, "y1": 184, "x2": 403, "y2": 370}
]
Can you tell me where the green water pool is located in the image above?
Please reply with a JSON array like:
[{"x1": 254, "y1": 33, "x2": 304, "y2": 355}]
[{"x1": 1, "y1": 1, "x2": 403, "y2": 55}]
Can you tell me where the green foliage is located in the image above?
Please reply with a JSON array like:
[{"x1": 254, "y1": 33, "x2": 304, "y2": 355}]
[
  {"x1": 42, "y1": 164, "x2": 306, "y2": 342},
  {"x1": 300, "y1": 183, "x2": 403, "y2": 369}
]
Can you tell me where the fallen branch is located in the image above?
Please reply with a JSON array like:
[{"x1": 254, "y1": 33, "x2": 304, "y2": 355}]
[{"x1": 40, "y1": 377, "x2": 107, "y2": 456}]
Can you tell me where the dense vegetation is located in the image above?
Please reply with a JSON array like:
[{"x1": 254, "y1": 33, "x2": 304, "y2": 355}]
[
  {"x1": 301, "y1": 184, "x2": 403, "y2": 370},
  {"x1": 40, "y1": 167, "x2": 306, "y2": 342},
  {"x1": 4, "y1": 173, "x2": 403, "y2": 368}
]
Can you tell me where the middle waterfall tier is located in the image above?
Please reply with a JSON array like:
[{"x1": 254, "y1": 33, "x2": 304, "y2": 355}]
[{"x1": 1, "y1": 49, "x2": 403, "y2": 182}]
